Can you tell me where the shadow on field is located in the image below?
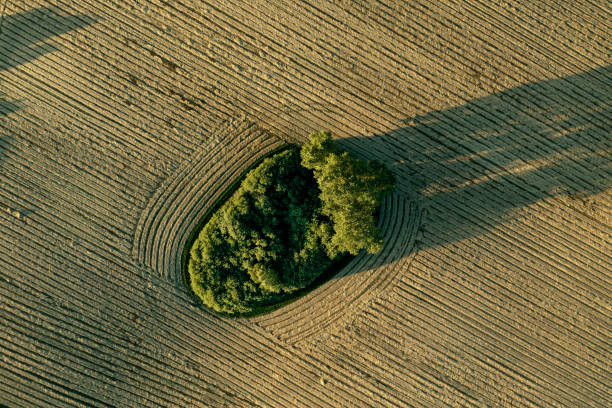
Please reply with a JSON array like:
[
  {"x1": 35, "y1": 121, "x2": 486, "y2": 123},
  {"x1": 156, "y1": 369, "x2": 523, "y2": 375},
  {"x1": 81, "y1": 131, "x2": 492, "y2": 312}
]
[
  {"x1": 0, "y1": 98, "x2": 21, "y2": 116},
  {"x1": 0, "y1": 6, "x2": 95, "y2": 165},
  {"x1": 0, "y1": 97, "x2": 20, "y2": 167},
  {"x1": 0, "y1": 5, "x2": 96, "y2": 72},
  {"x1": 337, "y1": 64, "x2": 611, "y2": 274}
]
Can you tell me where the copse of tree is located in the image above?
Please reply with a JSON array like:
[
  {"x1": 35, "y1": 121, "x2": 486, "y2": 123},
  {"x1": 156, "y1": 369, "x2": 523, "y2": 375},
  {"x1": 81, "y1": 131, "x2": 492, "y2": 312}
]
[
  {"x1": 301, "y1": 131, "x2": 396, "y2": 257},
  {"x1": 189, "y1": 147, "x2": 332, "y2": 314},
  {"x1": 188, "y1": 132, "x2": 395, "y2": 315}
]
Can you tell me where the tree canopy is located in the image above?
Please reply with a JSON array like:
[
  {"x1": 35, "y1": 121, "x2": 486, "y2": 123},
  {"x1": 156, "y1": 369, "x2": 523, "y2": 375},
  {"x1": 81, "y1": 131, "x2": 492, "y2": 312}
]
[
  {"x1": 301, "y1": 131, "x2": 396, "y2": 257},
  {"x1": 188, "y1": 132, "x2": 395, "y2": 315}
]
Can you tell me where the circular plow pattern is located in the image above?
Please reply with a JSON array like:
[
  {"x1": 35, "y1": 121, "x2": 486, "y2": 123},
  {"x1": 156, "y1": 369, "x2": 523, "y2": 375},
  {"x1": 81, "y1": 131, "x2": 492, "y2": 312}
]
[
  {"x1": 253, "y1": 191, "x2": 421, "y2": 345},
  {"x1": 132, "y1": 119, "x2": 285, "y2": 286}
]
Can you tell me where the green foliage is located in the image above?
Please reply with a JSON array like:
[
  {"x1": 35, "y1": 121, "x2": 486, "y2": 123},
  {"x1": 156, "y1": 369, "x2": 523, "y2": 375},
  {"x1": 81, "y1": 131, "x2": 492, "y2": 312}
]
[
  {"x1": 301, "y1": 131, "x2": 396, "y2": 257},
  {"x1": 188, "y1": 133, "x2": 395, "y2": 315},
  {"x1": 189, "y1": 148, "x2": 332, "y2": 314}
]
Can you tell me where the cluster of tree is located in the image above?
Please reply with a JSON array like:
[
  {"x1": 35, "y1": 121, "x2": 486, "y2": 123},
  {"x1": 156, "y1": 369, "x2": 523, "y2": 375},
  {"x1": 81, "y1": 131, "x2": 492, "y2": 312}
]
[
  {"x1": 188, "y1": 132, "x2": 395, "y2": 315},
  {"x1": 301, "y1": 131, "x2": 396, "y2": 257}
]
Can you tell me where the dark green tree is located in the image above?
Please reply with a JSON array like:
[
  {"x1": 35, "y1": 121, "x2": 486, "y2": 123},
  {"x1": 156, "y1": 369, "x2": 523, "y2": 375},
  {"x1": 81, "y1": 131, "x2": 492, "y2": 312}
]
[{"x1": 188, "y1": 132, "x2": 396, "y2": 315}]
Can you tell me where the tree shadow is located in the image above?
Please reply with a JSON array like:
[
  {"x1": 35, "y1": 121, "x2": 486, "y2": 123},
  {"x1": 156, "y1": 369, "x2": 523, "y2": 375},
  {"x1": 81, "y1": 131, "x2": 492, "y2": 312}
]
[
  {"x1": 0, "y1": 5, "x2": 95, "y2": 171},
  {"x1": 0, "y1": 5, "x2": 97, "y2": 72},
  {"x1": 338, "y1": 64, "x2": 611, "y2": 273},
  {"x1": 0, "y1": 97, "x2": 22, "y2": 115},
  {"x1": 0, "y1": 96, "x2": 20, "y2": 167}
]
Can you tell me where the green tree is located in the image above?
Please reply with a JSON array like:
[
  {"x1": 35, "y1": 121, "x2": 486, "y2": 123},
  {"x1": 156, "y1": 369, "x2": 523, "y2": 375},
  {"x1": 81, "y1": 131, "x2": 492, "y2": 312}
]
[
  {"x1": 189, "y1": 147, "x2": 331, "y2": 314},
  {"x1": 188, "y1": 133, "x2": 395, "y2": 315},
  {"x1": 301, "y1": 131, "x2": 396, "y2": 257}
]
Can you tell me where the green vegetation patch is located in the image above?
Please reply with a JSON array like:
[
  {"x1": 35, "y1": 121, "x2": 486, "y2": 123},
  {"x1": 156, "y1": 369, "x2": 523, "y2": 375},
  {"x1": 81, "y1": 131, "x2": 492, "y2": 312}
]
[{"x1": 188, "y1": 131, "x2": 395, "y2": 315}]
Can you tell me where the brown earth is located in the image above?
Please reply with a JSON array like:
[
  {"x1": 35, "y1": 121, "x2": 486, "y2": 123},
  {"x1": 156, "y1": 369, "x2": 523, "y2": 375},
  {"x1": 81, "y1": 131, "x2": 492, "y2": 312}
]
[{"x1": 0, "y1": 0, "x2": 610, "y2": 406}]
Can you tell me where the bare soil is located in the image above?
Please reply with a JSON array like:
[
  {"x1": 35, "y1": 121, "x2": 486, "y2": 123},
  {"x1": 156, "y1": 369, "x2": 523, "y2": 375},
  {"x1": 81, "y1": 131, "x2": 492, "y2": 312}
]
[{"x1": 1, "y1": 0, "x2": 610, "y2": 406}]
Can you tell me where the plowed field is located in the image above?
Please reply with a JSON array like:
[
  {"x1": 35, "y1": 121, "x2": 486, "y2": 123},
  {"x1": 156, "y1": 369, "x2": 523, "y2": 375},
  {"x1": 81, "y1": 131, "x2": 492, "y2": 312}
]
[{"x1": 1, "y1": 1, "x2": 610, "y2": 406}]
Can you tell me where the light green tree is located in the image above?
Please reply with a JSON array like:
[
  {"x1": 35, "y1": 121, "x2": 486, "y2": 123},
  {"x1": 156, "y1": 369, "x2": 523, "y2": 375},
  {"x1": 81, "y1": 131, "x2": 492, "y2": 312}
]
[{"x1": 301, "y1": 131, "x2": 396, "y2": 257}]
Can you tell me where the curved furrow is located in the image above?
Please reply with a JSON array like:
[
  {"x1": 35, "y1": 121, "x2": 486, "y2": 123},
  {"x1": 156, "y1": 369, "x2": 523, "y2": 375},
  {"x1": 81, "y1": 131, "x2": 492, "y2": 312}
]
[
  {"x1": 132, "y1": 120, "x2": 240, "y2": 266},
  {"x1": 157, "y1": 132, "x2": 282, "y2": 284},
  {"x1": 253, "y1": 192, "x2": 421, "y2": 345},
  {"x1": 250, "y1": 195, "x2": 403, "y2": 329},
  {"x1": 132, "y1": 118, "x2": 284, "y2": 284},
  {"x1": 2, "y1": 1, "x2": 611, "y2": 406},
  {"x1": 132, "y1": 119, "x2": 241, "y2": 264},
  {"x1": 143, "y1": 121, "x2": 256, "y2": 272}
]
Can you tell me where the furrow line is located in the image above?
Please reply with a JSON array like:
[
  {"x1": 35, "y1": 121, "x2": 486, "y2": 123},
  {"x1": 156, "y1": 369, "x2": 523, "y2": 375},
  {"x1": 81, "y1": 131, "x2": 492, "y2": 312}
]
[
  {"x1": 429, "y1": 185, "x2": 612, "y2": 285},
  {"x1": 0, "y1": 75, "x2": 182, "y2": 194},
  {"x1": 340, "y1": 114, "x2": 612, "y2": 242},
  {"x1": 0, "y1": 133, "x2": 139, "y2": 242},
  {"x1": 158, "y1": 133, "x2": 280, "y2": 279},
  {"x1": 48, "y1": 0, "x2": 237, "y2": 126},
  {"x1": 415, "y1": 238, "x2": 611, "y2": 358},
  {"x1": 0, "y1": 169, "x2": 136, "y2": 259},
  {"x1": 320, "y1": 328, "x2": 470, "y2": 407},
  {"x1": 264, "y1": 193, "x2": 406, "y2": 328},
  {"x1": 465, "y1": 0, "x2": 609, "y2": 68},
  {"x1": 0, "y1": 344, "x2": 111, "y2": 408},
  {"x1": 255, "y1": 194, "x2": 418, "y2": 344},
  {"x1": 410, "y1": 99, "x2": 611, "y2": 207},
  {"x1": 0, "y1": 293, "x2": 120, "y2": 380},
  {"x1": 58, "y1": 0, "x2": 612, "y2": 202},
  {"x1": 0, "y1": 79, "x2": 168, "y2": 196},
  {"x1": 0, "y1": 327, "x2": 130, "y2": 408},
  {"x1": 411, "y1": 0, "x2": 610, "y2": 93},
  {"x1": 290, "y1": 0, "x2": 611, "y2": 139},
  {"x1": 252, "y1": 193, "x2": 402, "y2": 329},
  {"x1": 8, "y1": 0, "x2": 229, "y2": 152},
  {"x1": 0, "y1": 51, "x2": 191, "y2": 173},
  {"x1": 19, "y1": 0, "x2": 612, "y2": 169},
  {"x1": 142, "y1": 0, "x2": 604, "y2": 148},
  {"x1": 347, "y1": 123, "x2": 612, "y2": 278},
  {"x1": 0, "y1": 197, "x2": 143, "y2": 290},
  {"x1": 423, "y1": 209, "x2": 612, "y2": 331},
  {"x1": 0, "y1": 284, "x2": 235, "y2": 408},
  {"x1": 415, "y1": 245, "x2": 611, "y2": 363},
  {"x1": 187, "y1": 0, "x2": 408, "y2": 122},
  {"x1": 24, "y1": 0, "x2": 313, "y2": 142},
  {"x1": 544, "y1": 0, "x2": 612, "y2": 30},
  {"x1": 132, "y1": 118, "x2": 251, "y2": 265},
  {"x1": 0, "y1": 48, "x2": 186, "y2": 171},
  {"x1": 162, "y1": 137, "x2": 284, "y2": 283},
  {"x1": 201, "y1": 320, "x2": 389, "y2": 407},
  {"x1": 393, "y1": 277, "x2": 610, "y2": 404},
  {"x1": 0, "y1": 307, "x2": 226, "y2": 408},
  {"x1": 0, "y1": 220, "x2": 352, "y2": 407},
  {"x1": 360, "y1": 305, "x2": 557, "y2": 407},
  {"x1": 371, "y1": 291, "x2": 590, "y2": 407},
  {"x1": 428, "y1": 199, "x2": 610, "y2": 318},
  {"x1": 131, "y1": 0, "x2": 391, "y2": 138},
  {"x1": 142, "y1": 121, "x2": 259, "y2": 271},
  {"x1": 325, "y1": 341, "x2": 483, "y2": 408},
  {"x1": 152, "y1": 129, "x2": 278, "y2": 280},
  {"x1": 0, "y1": 368, "x2": 82, "y2": 408},
  {"x1": 0, "y1": 117, "x2": 153, "y2": 212},
  {"x1": 0, "y1": 334, "x2": 201, "y2": 408},
  {"x1": 6, "y1": 1, "x2": 201, "y2": 157},
  {"x1": 285, "y1": 197, "x2": 417, "y2": 344},
  {"x1": 424, "y1": 196, "x2": 612, "y2": 314},
  {"x1": 0, "y1": 265, "x2": 275, "y2": 407},
  {"x1": 519, "y1": 0, "x2": 612, "y2": 40}
]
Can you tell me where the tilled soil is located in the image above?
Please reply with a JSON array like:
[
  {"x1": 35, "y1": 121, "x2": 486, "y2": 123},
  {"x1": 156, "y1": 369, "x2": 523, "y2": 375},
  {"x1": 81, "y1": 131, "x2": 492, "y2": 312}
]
[{"x1": 1, "y1": 0, "x2": 610, "y2": 406}]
